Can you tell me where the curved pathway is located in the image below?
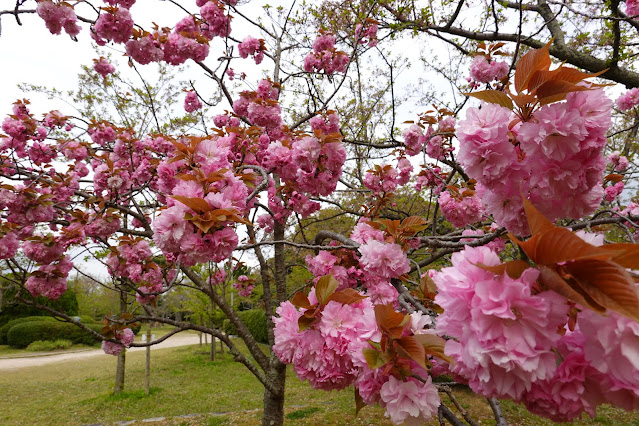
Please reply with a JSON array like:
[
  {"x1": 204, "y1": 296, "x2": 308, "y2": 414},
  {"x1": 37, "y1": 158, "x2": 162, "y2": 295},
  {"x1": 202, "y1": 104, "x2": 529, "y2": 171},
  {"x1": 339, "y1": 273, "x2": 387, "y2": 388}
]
[{"x1": 0, "y1": 333, "x2": 201, "y2": 370}]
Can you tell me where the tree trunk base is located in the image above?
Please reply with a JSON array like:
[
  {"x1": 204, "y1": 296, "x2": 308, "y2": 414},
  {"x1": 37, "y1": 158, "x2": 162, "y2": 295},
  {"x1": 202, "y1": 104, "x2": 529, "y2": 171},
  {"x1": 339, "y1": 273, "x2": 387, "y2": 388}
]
[{"x1": 261, "y1": 358, "x2": 286, "y2": 426}]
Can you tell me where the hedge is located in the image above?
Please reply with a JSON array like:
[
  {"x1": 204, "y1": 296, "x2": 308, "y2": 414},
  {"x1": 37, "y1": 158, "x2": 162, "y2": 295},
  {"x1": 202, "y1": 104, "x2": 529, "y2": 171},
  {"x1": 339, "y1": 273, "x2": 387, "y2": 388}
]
[
  {"x1": 222, "y1": 309, "x2": 268, "y2": 344},
  {"x1": 0, "y1": 316, "x2": 57, "y2": 345},
  {"x1": 7, "y1": 321, "x2": 103, "y2": 348}
]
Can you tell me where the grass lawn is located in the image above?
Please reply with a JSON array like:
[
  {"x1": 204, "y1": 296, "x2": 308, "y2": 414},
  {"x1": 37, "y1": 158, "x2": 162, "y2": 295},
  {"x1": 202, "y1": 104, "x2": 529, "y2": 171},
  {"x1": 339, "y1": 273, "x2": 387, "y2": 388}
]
[{"x1": 0, "y1": 342, "x2": 638, "y2": 425}]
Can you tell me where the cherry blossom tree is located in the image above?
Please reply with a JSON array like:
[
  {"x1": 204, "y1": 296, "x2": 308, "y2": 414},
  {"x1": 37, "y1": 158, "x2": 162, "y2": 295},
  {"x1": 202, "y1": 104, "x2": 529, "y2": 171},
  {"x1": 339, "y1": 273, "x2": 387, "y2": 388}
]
[{"x1": 1, "y1": 0, "x2": 639, "y2": 425}]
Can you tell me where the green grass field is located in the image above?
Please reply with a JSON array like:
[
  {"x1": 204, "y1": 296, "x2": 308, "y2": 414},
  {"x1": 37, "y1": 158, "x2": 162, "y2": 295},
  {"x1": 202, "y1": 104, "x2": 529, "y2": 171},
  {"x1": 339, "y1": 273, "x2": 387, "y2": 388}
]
[{"x1": 0, "y1": 341, "x2": 638, "y2": 425}]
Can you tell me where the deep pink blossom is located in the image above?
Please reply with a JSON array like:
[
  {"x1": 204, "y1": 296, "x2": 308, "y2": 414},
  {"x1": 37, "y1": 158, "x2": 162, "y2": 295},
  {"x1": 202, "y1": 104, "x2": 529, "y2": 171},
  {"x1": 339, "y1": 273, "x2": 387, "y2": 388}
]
[
  {"x1": 93, "y1": 7, "x2": 134, "y2": 45},
  {"x1": 36, "y1": 1, "x2": 81, "y2": 36},
  {"x1": 238, "y1": 36, "x2": 264, "y2": 64},
  {"x1": 184, "y1": 91, "x2": 203, "y2": 113}
]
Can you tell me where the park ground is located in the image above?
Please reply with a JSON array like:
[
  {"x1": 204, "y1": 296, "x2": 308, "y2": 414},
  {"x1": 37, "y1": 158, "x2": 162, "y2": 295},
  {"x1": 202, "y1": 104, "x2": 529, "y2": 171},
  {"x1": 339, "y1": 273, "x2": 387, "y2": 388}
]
[{"x1": 1, "y1": 329, "x2": 638, "y2": 425}]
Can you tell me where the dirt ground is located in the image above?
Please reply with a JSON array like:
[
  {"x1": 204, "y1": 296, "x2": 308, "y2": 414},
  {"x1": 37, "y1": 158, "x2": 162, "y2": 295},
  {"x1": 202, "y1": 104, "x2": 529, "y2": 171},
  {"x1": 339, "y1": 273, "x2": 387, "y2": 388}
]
[{"x1": 0, "y1": 333, "x2": 202, "y2": 371}]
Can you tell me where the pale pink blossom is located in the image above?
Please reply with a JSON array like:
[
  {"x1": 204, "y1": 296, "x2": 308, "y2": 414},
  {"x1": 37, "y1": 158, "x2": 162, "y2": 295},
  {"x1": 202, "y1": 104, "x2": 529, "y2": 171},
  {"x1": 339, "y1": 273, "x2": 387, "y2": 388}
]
[
  {"x1": 379, "y1": 375, "x2": 440, "y2": 424},
  {"x1": 433, "y1": 246, "x2": 569, "y2": 400},
  {"x1": 359, "y1": 240, "x2": 410, "y2": 279}
]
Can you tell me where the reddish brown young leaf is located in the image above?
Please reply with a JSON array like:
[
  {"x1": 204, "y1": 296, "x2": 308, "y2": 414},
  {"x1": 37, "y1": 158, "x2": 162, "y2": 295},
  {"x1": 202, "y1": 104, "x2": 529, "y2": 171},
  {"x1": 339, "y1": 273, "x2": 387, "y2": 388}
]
[
  {"x1": 564, "y1": 259, "x2": 639, "y2": 322},
  {"x1": 315, "y1": 274, "x2": 339, "y2": 306},
  {"x1": 291, "y1": 291, "x2": 312, "y2": 309},
  {"x1": 604, "y1": 173, "x2": 625, "y2": 184},
  {"x1": 374, "y1": 304, "x2": 408, "y2": 338},
  {"x1": 171, "y1": 195, "x2": 211, "y2": 214},
  {"x1": 298, "y1": 314, "x2": 318, "y2": 331},
  {"x1": 396, "y1": 336, "x2": 427, "y2": 370},
  {"x1": 514, "y1": 41, "x2": 552, "y2": 93},
  {"x1": 400, "y1": 216, "x2": 430, "y2": 235},
  {"x1": 511, "y1": 93, "x2": 537, "y2": 108},
  {"x1": 413, "y1": 333, "x2": 454, "y2": 364},
  {"x1": 465, "y1": 90, "x2": 513, "y2": 110},
  {"x1": 528, "y1": 227, "x2": 615, "y2": 265},
  {"x1": 536, "y1": 81, "x2": 591, "y2": 106},
  {"x1": 600, "y1": 243, "x2": 639, "y2": 269},
  {"x1": 538, "y1": 265, "x2": 606, "y2": 313},
  {"x1": 522, "y1": 197, "x2": 555, "y2": 235},
  {"x1": 328, "y1": 288, "x2": 368, "y2": 305},
  {"x1": 476, "y1": 260, "x2": 532, "y2": 279}
]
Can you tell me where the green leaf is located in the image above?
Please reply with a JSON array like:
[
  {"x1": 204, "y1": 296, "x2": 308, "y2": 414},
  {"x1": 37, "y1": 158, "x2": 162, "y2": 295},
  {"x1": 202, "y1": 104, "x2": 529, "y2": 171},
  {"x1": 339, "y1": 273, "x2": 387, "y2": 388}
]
[{"x1": 362, "y1": 347, "x2": 386, "y2": 370}]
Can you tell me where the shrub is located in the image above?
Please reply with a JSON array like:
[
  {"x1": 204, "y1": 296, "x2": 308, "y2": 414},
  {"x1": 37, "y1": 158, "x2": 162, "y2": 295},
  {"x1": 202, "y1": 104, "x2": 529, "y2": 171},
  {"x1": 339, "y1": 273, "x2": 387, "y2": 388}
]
[
  {"x1": 222, "y1": 309, "x2": 268, "y2": 344},
  {"x1": 7, "y1": 321, "x2": 103, "y2": 348},
  {"x1": 0, "y1": 316, "x2": 57, "y2": 345},
  {"x1": 26, "y1": 339, "x2": 73, "y2": 352},
  {"x1": 212, "y1": 310, "x2": 226, "y2": 328}
]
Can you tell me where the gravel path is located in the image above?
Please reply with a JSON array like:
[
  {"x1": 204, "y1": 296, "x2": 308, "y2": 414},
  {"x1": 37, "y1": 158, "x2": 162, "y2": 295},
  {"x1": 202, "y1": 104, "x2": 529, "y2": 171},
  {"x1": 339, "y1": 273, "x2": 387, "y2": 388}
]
[{"x1": 0, "y1": 333, "x2": 202, "y2": 371}]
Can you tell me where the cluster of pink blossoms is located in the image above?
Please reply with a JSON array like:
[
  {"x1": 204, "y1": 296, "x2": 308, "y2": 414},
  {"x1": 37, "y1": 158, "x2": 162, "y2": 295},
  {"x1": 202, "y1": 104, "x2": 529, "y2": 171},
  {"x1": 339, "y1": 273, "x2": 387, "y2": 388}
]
[
  {"x1": 302, "y1": 222, "x2": 411, "y2": 312},
  {"x1": 609, "y1": 150, "x2": 630, "y2": 171},
  {"x1": 303, "y1": 33, "x2": 349, "y2": 74},
  {"x1": 274, "y1": 289, "x2": 442, "y2": 423},
  {"x1": 438, "y1": 190, "x2": 484, "y2": 228},
  {"x1": 232, "y1": 275, "x2": 255, "y2": 297},
  {"x1": 183, "y1": 91, "x2": 203, "y2": 113},
  {"x1": 414, "y1": 165, "x2": 445, "y2": 192},
  {"x1": 259, "y1": 110, "x2": 346, "y2": 199},
  {"x1": 604, "y1": 181, "x2": 625, "y2": 202},
  {"x1": 238, "y1": 36, "x2": 265, "y2": 64},
  {"x1": 91, "y1": 1, "x2": 228, "y2": 67},
  {"x1": 273, "y1": 293, "x2": 379, "y2": 390},
  {"x1": 106, "y1": 239, "x2": 162, "y2": 286},
  {"x1": 617, "y1": 87, "x2": 639, "y2": 110},
  {"x1": 433, "y1": 246, "x2": 570, "y2": 400},
  {"x1": 626, "y1": 0, "x2": 639, "y2": 16},
  {"x1": 354, "y1": 21, "x2": 378, "y2": 47},
  {"x1": 102, "y1": 328, "x2": 135, "y2": 356},
  {"x1": 457, "y1": 88, "x2": 611, "y2": 235},
  {"x1": 363, "y1": 159, "x2": 412, "y2": 195},
  {"x1": 233, "y1": 80, "x2": 283, "y2": 136},
  {"x1": 152, "y1": 137, "x2": 247, "y2": 265},
  {"x1": 92, "y1": 7, "x2": 134, "y2": 45},
  {"x1": 25, "y1": 256, "x2": 74, "y2": 300},
  {"x1": 93, "y1": 57, "x2": 116, "y2": 78},
  {"x1": 36, "y1": 1, "x2": 81, "y2": 37},
  {"x1": 468, "y1": 55, "x2": 509, "y2": 86},
  {"x1": 432, "y1": 243, "x2": 639, "y2": 421},
  {"x1": 402, "y1": 117, "x2": 455, "y2": 159}
]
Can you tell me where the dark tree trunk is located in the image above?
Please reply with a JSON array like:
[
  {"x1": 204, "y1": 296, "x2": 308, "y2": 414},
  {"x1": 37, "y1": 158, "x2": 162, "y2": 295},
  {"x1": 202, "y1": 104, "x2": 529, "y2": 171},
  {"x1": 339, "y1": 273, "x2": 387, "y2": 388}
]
[
  {"x1": 210, "y1": 334, "x2": 215, "y2": 361},
  {"x1": 261, "y1": 356, "x2": 287, "y2": 426},
  {"x1": 114, "y1": 349, "x2": 126, "y2": 394},
  {"x1": 114, "y1": 286, "x2": 127, "y2": 395}
]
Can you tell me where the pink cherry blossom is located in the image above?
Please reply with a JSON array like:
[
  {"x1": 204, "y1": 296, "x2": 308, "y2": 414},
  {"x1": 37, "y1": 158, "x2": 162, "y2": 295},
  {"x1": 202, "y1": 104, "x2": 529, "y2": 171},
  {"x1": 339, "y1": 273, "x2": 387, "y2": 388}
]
[
  {"x1": 359, "y1": 240, "x2": 410, "y2": 279},
  {"x1": 184, "y1": 91, "x2": 203, "y2": 113},
  {"x1": 438, "y1": 191, "x2": 484, "y2": 228},
  {"x1": 36, "y1": 1, "x2": 81, "y2": 37},
  {"x1": 379, "y1": 375, "x2": 440, "y2": 424},
  {"x1": 433, "y1": 246, "x2": 569, "y2": 400},
  {"x1": 93, "y1": 58, "x2": 116, "y2": 78}
]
